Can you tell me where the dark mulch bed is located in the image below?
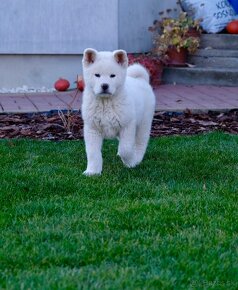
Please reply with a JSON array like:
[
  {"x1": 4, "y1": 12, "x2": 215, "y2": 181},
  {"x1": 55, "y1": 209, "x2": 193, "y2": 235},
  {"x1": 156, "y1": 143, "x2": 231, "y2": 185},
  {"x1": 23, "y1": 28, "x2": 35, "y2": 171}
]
[{"x1": 0, "y1": 110, "x2": 237, "y2": 140}]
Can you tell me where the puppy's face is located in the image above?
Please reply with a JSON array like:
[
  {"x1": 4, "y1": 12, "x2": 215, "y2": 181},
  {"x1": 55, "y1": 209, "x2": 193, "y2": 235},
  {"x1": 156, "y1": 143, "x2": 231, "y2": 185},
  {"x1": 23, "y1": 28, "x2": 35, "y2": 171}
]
[{"x1": 82, "y1": 49, "x2": 128, "y2": 97}]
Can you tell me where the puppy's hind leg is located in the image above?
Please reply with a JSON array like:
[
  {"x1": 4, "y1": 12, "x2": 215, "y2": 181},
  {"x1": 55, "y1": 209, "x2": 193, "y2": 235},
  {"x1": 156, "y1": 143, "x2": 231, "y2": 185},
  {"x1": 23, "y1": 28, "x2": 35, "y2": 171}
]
[
  {"x1": 118, "y1": 122, "x2": 137, "y2": 168},
  {"x1": 133, "y1": 120, "x2": 153, "y2": 166}
]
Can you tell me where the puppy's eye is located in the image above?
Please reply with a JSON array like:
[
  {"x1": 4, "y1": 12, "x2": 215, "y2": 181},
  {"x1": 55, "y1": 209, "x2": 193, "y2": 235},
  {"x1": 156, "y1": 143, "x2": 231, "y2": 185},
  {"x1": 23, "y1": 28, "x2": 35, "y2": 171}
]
[
  {"x1": 95, "y1": 74, "x2": 100, "y2": 78},
  {"x1": 110, "y1": 74, "x2": 116, "y2": 78}
]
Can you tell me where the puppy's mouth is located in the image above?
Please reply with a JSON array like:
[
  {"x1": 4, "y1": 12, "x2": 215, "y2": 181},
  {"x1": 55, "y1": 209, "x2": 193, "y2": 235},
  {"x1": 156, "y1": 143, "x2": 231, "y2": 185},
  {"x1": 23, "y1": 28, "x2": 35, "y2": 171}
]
[{"x1": 97, "y1": 92, "x2": 113, "y2": 98}]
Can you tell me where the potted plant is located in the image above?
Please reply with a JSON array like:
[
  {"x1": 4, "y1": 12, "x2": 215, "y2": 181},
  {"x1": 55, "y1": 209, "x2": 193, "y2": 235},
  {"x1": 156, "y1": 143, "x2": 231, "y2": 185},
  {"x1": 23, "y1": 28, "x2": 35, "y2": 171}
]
[{"x1": 149, "y1": 12, "x2": 201, "y2": 66}]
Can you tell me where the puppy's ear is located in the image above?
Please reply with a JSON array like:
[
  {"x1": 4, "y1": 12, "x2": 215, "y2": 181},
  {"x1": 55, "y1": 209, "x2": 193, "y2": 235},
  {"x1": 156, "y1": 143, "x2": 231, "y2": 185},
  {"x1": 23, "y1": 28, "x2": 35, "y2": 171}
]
[
  {"x1": 83, "y1": 48, "x2": 97, "y2": 66},
  {"x1": 113, "y1": 50, "x2": 128, "y2": 67}
]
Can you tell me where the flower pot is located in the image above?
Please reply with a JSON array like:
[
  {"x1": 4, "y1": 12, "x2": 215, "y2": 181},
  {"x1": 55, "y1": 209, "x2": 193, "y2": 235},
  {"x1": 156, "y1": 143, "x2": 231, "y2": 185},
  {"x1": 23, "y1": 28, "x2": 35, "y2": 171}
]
[
  {"x1": 166, "y1": 47, "x2": 188, "y2": 67},
  {"x1": 184, "y1": 27, "x2": 201, "y2": 38}
]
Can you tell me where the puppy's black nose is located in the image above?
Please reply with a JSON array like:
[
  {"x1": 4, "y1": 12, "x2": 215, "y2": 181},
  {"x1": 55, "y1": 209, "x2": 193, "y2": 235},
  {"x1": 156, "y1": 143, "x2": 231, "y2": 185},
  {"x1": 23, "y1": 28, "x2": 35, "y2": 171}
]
[{"x1": 101, "y1": 83, "x2": 109, "y2": 92}]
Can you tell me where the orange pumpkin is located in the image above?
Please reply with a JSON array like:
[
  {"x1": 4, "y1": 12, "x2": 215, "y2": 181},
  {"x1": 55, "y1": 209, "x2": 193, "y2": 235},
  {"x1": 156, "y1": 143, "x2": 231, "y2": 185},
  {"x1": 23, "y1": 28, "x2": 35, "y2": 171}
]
[
  {"x1": 76, "y1": 75, "x2": 85, "y2": 92},
  {"x1": 54, "y1": 78, "x2": 70, "y2": 91},
  {"x1": 226, "y1": 20, "x2": 238, "y2": 34}
]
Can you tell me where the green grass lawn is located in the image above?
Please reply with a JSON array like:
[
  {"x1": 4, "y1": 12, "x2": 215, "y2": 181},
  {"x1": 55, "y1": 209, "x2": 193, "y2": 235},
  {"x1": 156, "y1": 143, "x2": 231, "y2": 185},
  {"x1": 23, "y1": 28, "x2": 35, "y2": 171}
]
[{"x1": 0, "y1": 132, "x2": 237, "y2": 289}]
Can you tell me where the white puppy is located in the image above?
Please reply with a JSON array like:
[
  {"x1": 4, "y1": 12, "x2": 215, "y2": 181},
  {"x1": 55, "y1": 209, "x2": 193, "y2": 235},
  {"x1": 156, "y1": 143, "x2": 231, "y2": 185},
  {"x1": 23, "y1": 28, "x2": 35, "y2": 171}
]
[{"x1": 82, "y1": 48, "x2": 155, "y2": 175}]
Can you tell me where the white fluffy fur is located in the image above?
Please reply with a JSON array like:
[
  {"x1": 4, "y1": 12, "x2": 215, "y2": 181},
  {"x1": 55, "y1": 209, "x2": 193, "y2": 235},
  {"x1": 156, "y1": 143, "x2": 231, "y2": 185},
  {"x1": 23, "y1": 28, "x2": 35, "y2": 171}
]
[{"x1": 82, "y1": 48, "x2": 155, "y2": 175}]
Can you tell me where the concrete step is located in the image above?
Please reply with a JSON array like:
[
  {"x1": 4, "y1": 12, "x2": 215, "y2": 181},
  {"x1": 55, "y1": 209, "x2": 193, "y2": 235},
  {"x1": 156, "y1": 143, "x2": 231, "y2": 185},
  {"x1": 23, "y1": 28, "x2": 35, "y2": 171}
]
[
  {"x1": 162, "y1": 67, "x2": 238, "y2": 86},
  {"x1": 193, "y1": 49, "x2": 238, "y2": 57},
  {"x1": 188, "y1": 55, "x2": 238, "y2": 68},
  {"x1": 162, "y1": 34, "x2": 238, "y2": 85},
  {"x1": 200, "y1": 34, "x2": 238, "y2": 49},
  {"x1": 188, "y1": 49, "x2": 238, "y2": 68}
]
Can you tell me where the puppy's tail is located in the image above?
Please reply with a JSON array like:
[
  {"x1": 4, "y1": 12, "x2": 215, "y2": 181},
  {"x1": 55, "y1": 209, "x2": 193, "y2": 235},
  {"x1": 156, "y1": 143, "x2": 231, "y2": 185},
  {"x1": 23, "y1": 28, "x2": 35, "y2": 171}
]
[{"x1": 127, "y1": 63, "x2": 150, "y2": 83}]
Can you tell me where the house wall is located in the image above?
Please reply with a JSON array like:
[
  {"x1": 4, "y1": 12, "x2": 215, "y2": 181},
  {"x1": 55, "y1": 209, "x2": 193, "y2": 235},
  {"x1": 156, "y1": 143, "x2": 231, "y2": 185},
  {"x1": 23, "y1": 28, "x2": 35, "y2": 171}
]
[
  {"x1": 118, "y1": 0, "x2": 158, "y2": 53},
  {"x1": 0, "y1": 0, "x2": 118, "y2": 54},
  {"x1": 0, "y1": 0, "x2": 180, "y2": 89}
]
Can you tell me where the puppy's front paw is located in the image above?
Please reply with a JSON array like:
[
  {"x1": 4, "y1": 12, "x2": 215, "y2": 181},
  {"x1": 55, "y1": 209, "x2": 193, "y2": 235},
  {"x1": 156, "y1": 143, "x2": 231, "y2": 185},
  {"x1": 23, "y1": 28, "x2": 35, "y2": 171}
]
[
  {"x1": 122, "y1": 159, "x2": 138, "y2": 168},
  {"x1": 119, "y1": 152, "x2": 137, "y2": 168},
  {"x1": 83, "y1": 170, "x2": 101, "y2": 176},
  {"x1": 120, "y1": 155, "x2": 138, "y2": 168}
]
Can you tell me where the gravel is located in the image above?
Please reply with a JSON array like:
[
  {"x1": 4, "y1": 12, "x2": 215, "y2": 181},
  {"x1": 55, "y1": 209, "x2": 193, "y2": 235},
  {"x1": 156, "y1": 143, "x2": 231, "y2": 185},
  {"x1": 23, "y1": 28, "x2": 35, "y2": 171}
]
[{"x1": 0, "y1": 86, "x2": 56, "y2": 94}]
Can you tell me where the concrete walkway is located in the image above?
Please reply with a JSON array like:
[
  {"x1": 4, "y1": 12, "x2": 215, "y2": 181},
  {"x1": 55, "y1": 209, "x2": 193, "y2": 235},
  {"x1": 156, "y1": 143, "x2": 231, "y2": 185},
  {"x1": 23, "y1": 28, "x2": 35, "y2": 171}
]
[{"x1": 0, "y1": 84, "x2": 238, "y2": 113}]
